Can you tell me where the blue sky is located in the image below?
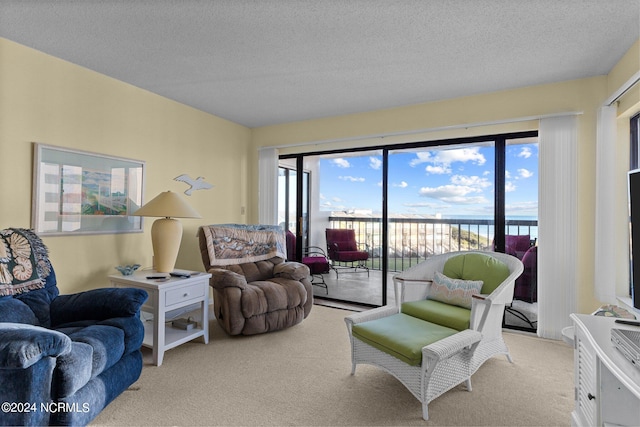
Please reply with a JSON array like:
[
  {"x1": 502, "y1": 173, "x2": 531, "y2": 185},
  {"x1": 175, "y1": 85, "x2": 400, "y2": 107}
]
[{"x1": 319, "y1": 141, "x2": 538, "y2": 218}]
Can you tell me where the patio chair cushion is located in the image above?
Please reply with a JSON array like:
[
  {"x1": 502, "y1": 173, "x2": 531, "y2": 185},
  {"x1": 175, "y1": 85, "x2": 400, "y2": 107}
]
[
  {"x1": 302, "y1": 256, "x2": 330, "y2": 274},
  {"x1": 351, "y1": 313, "x2": 457, "y2": 366},
  {"x1": 333, "y1": 241, "x2": 358, "y2": 252},
  {"x1": 401, "y1": 299, "x2": 471, "y2": 331},
  {"x1": 442, "y1": 252, "x2": 510, "y2": 295}
]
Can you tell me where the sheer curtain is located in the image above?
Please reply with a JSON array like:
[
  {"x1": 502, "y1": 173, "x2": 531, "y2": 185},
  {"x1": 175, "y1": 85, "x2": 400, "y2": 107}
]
[
  {"x1": 258, "y1": 147, "x2": 279, "y2": 225},
  {"x1": 594, "y1": 105, "x2": 618, "y2": 303},
  {"x1": 537, "y1": 115, "x2": 578, "y2": 339}
]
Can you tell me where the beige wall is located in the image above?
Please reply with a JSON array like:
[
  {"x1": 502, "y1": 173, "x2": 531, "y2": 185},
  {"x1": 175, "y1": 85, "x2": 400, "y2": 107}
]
[
  {"x1": 2, "y1": 34, "x2": 638, "y2": 312},
  {"x1": 0, "y1": 38, "x2": 251, "y2": 294},
  {"x1": 251, "y1": 39, "x2": 640, "y2": 314}
]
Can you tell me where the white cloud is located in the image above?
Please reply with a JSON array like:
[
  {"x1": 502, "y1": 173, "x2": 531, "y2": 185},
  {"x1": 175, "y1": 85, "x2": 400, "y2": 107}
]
[
  {"x1": 505, "y1": 181, "x2": 516, "y2": 192},
  {"x1": 425, "y1": 165, "x2": 451, "y2": 174},
  {"x1": 369, "y1": 157, "x2": 382, "y2": 170},
  {"x1": 505, "y1": 170, "x2": 512, "y2": 179},
  {"x1": 339, "y1": 175, "x2": 365, "y2": 182},
  {"x1": 409, "y1": 152, "x2": 433, "y2": 167},
  {"x1": 418, "y1": 184, "x2": 488, "y2": 204},
  {"x1": 518, "y1": 147, "x2": 533, "y2": 158},
  {"x1": 437, "y1": 148, "x2": 486, "y2": 166},
  {"x1": 332, "y1": 158, "x2": 350, "y2": 168},
  {"x1": 518, "y1": 168, "x2": 534, "y2": 179},
  {"x1": 410, "y1": 147, "x2": 486, "y2": 175},
  {"x1": 417, "y1": 171, "x2": 495, "y2": 205},
  {"x1": 450, "y1": 175, "x2": 491, "y2": 189},
  {"x1": 393, "y1": 181, "x2": 408, "y2": 188}
]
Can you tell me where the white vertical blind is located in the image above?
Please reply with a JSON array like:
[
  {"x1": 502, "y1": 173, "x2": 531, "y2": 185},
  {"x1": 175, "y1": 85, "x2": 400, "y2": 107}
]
[
  {"x1": 537, "y1": 115, "x2": 578, "y2": 340},
  {"x1": 594, "y1": 105, "x2": 618, "y2": 303},
  {"x1": 258, "y1": 147, "x2": 279, "y2": 225}
]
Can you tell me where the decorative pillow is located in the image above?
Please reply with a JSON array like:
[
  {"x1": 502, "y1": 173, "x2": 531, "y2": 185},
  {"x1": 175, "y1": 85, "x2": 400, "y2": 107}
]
[{"x1": 427, "y1": 271, "x2": 483, "y2": 309}]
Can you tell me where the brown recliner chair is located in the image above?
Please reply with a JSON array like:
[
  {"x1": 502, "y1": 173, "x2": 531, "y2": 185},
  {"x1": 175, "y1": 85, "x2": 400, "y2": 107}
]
[{"x1": 198, "y1": 224, "x2": 313, "y2": 335}]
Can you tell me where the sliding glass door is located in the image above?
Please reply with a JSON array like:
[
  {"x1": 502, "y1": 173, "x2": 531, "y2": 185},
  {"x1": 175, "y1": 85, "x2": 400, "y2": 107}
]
[
  {"x1": 503, "y1": 136, "x2": 539, "y2": 330},
  {"x1": 279, "y1": 131, "x2": 538, "y2": 317}
]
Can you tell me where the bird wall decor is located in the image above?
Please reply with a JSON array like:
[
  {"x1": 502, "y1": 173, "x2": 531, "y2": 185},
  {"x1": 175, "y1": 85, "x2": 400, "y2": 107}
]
[{"x1": 174, "y1": 174, "x2": 214, "y2": 196}]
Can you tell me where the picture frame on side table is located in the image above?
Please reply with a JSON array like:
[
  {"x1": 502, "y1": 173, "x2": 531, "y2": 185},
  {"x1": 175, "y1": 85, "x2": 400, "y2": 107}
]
[{"x1": 32, "y1": 143, "x2": 145, "y2": 236}]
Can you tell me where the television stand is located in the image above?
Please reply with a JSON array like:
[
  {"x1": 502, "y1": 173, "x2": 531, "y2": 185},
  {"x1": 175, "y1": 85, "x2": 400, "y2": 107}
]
[{"x1": 570, "y1": 313, "x2": 640, "y2": 426}]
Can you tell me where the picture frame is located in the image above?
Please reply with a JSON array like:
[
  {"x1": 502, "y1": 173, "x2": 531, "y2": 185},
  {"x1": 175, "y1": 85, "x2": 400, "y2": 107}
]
[{"x1": 32, "y1": 143, "x2": 146, "y2": 235}]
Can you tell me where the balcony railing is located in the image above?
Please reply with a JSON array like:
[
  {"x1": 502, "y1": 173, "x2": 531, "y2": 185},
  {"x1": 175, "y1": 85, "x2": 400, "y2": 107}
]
[{"x1": 328, "y1": 216, "x2": 538, "y2": 272}]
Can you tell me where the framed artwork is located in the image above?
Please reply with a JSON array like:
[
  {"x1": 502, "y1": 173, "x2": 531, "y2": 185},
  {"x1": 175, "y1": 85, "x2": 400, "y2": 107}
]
[{"x1": 32, "y1": 143, "x2": 145, "y2": 235}]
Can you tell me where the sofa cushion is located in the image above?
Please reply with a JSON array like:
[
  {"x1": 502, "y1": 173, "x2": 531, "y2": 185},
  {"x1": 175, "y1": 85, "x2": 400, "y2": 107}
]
[
  {"x1": 16, "y1": 286, "x2": 58, "y2": 327},
  {"x1": 65, "y1": 325, "x2": 125, "y2": 378},
  {"x1": 443, "y1": 253, "x2": 510, "y2": 295},
  {"x1": 225, "y1": 259, "x2": 278, "y2": 283},
  {"x1": 50, "y1": 287, "x2": 148, "y2": 326},
  {"x1": 274, "y1": 261, "x2": 309, "y2": 281},
  {"x1": 428, "y1": 271, "x2": 483, "y2": 309},
  {"x1": 401, "y1": 299, "x2": 471, "y2": 331},
  {"x1": 352, "y1": 313, "x2": 457, "y2": 366},
  {"x1": 56, "y1": 316, "x2": 144, "y2": 356},
  {"x1": 240, "y1": 278, "x2": 306, "y2": 318},
  {"x1": 0, "y1": 297, "x2": 38, "y2": 324},
  {"x1": 52, "y1": 341, "x2": 93, "y2": 398}
]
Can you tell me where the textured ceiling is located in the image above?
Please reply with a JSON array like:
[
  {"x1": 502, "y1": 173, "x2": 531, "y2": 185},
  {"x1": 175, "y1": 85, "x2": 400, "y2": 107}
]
[{"x1": 1, "y1": 1, "x2": 638, "y2": 128}]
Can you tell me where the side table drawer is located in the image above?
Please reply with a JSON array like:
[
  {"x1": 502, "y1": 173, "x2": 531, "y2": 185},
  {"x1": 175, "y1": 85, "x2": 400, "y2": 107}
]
[{"x1": 165, "y1": 282, "x2": 205, "y2": 307}]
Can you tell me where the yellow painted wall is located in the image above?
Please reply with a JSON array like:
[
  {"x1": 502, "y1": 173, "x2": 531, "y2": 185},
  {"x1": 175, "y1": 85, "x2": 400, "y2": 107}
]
[
  {"x1": 251, "y1": 38, "x2": 640, "y2": 314},
  {"x1": 0, "y1": 38, "x2": 251, "y2": 294},
  {"x1": 2, "y1": 33, "x2": 638, "y2": 313}
]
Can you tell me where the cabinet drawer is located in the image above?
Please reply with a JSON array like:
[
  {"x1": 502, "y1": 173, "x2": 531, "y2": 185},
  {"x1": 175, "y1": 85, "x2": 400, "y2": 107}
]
[{"x1": 165, "y1": 283, "x2": 205, "y2": 307}]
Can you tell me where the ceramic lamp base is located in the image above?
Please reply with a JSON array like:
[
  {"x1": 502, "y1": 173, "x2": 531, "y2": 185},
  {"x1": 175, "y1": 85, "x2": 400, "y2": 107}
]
[{"x1": 150, "y1": 217, "x2": 182, "y2": 273}]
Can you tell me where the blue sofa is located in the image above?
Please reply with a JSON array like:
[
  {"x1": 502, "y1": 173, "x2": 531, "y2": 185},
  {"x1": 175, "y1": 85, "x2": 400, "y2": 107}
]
[{"x1": 0, "y1": 228, "x2": 147, "y2": 426}]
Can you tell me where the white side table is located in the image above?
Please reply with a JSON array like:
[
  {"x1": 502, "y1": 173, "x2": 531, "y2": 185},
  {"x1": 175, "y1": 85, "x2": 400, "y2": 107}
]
[{"x1": 109, "y1": 270, "x2": 211, "y2": 366}]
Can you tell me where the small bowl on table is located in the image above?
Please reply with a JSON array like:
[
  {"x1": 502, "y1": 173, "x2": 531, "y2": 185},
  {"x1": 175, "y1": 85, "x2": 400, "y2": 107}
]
[{"x1": 115, "y1": 264, "x2": 141, "y2": 276}]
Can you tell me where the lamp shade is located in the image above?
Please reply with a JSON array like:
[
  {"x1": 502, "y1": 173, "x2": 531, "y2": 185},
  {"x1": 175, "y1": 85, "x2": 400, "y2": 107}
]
[
  {"x1": 132, "y1": 191, "x2": 201, "y2": 273},
  {"x1": 132, "y1": 191, "x2": 201, "y2": 219}
]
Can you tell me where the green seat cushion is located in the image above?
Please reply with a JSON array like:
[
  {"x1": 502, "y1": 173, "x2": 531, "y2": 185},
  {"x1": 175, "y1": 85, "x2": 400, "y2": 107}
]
[
  {"x1": 402, "y1": 299, "x2": 471, "y2": 331},
  {"x1": 352, "y1": 313, "x2": 457, "y2": 366},
  {"x1": 443, "y1": 253, "x2": 510, "y2": 294}
]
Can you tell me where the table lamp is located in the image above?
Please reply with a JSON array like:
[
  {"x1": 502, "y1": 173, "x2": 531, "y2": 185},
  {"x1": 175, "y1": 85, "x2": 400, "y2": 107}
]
[{"x1": 132, "y1": 190, "x2": 201, "y2": 273}]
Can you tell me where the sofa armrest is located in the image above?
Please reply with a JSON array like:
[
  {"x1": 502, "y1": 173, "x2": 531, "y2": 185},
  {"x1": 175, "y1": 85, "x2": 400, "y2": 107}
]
[
  {"x1": 0, "y1": 323, "x2": 71, "y2": 369},
  {"x1": 274, "y1": 261, "x2": 310, "y2": 281},
  {"x1": 209, "y1": 268, "x2": 247, "y2": 290},
  {"x1": 50, "y1": 287, "x2": 148, "y2": 326}
]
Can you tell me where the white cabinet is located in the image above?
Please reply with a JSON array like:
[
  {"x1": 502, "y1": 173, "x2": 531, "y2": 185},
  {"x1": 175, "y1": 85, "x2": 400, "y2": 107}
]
[
  {"x1": 570, "y1": 314, "x2": 640, "y2": 426},
  {"x1": 110, "y1": 270, "x2": 211, "y2": 366}
]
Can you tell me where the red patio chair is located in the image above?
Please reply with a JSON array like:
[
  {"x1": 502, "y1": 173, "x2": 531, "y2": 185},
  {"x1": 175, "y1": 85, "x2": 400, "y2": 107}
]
[
  {"x1": 325, "y1": 228, "x2": 370, "y2": 278},
  {"x1": 286, "y1": 230, "x2": 330, "y2": 293}
]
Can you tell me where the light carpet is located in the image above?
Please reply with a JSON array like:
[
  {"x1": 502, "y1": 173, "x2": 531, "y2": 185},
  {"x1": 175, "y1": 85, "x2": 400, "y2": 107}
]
[{"x1": 91, "y1": 305, "x2": 573, "y2": 426}]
